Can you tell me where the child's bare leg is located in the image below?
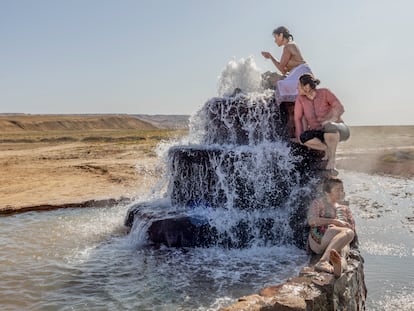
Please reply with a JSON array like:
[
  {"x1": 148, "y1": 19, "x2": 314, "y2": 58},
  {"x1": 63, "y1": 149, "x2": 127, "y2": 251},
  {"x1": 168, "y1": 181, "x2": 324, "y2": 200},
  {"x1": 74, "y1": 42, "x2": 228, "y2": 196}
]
[{"x1": 329, "y1": 249, "x2": 342, "y2": 278}]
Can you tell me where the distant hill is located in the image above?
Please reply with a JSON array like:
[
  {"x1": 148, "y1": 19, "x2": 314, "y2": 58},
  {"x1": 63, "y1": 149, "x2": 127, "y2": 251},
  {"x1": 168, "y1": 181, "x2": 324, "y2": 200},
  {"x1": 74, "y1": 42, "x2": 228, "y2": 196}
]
[
  {"x1": 0, "y1": 114, "x2": 158, "y2": 132},
  {"x1": 0, "y1": 114, "x2": 191, "y2": 132},
  {"x1": 134, "y1": 114, "x2": 190, "y2": 130}
]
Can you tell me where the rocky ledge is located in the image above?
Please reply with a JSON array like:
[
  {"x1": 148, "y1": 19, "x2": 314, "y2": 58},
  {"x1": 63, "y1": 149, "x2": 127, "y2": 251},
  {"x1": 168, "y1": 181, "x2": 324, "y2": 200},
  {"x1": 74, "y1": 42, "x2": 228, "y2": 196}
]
[{"x1": 220, "y1": 248, "x2": 366, "y2": 311}]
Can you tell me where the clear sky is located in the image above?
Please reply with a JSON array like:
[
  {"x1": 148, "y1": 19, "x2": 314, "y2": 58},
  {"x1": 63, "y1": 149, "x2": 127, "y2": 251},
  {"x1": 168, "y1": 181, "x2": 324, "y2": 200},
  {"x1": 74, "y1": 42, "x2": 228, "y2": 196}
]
[{"x1": 1, "y1": 0, "x2": 414, "y2": 125}]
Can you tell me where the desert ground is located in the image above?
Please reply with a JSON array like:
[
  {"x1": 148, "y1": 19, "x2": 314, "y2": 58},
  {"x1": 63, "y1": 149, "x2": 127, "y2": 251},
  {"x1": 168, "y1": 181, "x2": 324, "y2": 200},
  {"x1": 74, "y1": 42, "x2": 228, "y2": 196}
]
[
  {"x1": 0, "y1": 114, "x2": 413, "y2": 215},
  {"x1": 335, "y1": 125, "x2": 414, "y2": 176},
  {"x1": 0, "y1": 114, "x2": 187, "y2": 214}
]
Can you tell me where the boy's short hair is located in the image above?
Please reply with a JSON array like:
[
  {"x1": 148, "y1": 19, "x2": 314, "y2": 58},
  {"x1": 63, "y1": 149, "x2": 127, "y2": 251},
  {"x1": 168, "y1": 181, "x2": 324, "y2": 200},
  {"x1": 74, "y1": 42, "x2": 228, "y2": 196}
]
[{"x1": 323, "y1": 177, "x2": 343, "y2": 193}]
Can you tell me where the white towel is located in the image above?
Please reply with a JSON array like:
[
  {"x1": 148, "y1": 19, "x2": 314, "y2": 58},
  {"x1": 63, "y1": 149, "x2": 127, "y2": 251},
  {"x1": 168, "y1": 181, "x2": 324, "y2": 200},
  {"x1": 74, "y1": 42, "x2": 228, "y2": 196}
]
[{"x1": 275, "y1": 63, "x2": 313, "y2": 104}]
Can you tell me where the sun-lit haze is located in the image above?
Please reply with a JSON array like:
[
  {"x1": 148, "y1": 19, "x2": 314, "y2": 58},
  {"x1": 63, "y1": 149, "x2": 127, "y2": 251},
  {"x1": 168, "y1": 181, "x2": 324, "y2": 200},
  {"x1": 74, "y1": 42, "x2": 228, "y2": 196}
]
[{"x1": 1, "y1": 0, "x2": 414, "y2": 126}]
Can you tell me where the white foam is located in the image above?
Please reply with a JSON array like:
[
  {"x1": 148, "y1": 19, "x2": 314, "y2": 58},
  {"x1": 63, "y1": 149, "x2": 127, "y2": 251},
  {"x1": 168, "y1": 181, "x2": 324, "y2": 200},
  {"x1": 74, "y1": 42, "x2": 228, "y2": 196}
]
[
  {"x1": 374, "y1": 291, "x2": 414, "y2": 311},
  {"x1": 217, "y1": 56, "x2": 263, "y2": 96},
  {"x1": 361, "y1": 240, "x2": 409, "y2": 257}
]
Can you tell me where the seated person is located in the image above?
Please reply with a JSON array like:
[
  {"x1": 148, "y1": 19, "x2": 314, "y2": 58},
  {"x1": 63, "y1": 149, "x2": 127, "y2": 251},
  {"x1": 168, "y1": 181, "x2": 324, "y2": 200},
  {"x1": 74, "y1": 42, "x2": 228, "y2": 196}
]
[
  {"x1": 307, "y1": 177, "x2": 355, "y2": 277},
  {"x1": 261, "y1": 26, "x2": 312, "y2": 103},
  {"x1": 294, "y1": 73, "x2": 350, "y2": 174}
]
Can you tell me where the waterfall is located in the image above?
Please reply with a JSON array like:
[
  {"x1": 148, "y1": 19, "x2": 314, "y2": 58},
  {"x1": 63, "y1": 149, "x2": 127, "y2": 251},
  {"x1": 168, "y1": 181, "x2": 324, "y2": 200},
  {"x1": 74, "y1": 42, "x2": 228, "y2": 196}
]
[{"x1": 126, "y1": 57, "x2": 323, "y2": 248}]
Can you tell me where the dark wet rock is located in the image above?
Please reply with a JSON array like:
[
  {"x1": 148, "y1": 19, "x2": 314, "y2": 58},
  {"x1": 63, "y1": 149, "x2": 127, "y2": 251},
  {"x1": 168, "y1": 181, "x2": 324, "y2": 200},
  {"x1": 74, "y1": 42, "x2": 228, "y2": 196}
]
[
  {"x1": 200, "y1": 93, "x2": 284, "y2": 145},
  {"x1": 126, "y1": 202, "x2": 300, "y2": 248},
  {"x1": 125, "y1": 98, "x2": 327, "y2": 249},
  {"x1": 167, "y1": 144, "x2": 325, "y2": 210},
  {"x1": 125, "y1": 142, "x2": 326, "y2": 249},
  {"x1": 148, "y1": 216, "x2": 216, "y2": 247}
]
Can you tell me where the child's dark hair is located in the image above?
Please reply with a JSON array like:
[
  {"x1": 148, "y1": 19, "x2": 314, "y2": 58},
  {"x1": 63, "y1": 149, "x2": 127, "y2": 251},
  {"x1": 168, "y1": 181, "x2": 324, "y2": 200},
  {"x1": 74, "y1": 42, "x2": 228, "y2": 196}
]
[
  {"x1": 299, "y1": 73, "x2": 320, "y2": 90},
  {"x1": 323, "y1": 177, "x2": 343, "y2": 193},
  {"x1": 272, "y1": 26, "x2": 293, "y2": 41}
]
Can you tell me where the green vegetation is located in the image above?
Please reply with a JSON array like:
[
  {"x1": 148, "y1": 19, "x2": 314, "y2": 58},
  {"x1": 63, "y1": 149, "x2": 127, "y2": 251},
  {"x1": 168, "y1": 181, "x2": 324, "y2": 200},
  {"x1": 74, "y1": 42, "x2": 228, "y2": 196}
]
[
  {"x1": 0, "y1": 129, "x2": 188, "y2": 158},
  {"x1": 0, "y1": 129, "x2": 188, "y2": 145},
  {"x1": 382, "y1": 151, "x2": 414, "y2": 163}
]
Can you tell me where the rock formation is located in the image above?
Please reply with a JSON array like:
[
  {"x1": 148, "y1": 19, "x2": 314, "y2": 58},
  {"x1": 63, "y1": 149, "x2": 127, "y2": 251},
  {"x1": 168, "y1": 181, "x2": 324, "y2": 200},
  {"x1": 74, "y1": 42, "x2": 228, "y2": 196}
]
[
  {"x1": 125, "y1": 91, "x2": 325, "y2": 248},
  {"x1": 124, "y1": 90, "x2": 367, "y2": 310},
  {"x1": 220, "y1": 248, "x2": 366, "y2": 311}
]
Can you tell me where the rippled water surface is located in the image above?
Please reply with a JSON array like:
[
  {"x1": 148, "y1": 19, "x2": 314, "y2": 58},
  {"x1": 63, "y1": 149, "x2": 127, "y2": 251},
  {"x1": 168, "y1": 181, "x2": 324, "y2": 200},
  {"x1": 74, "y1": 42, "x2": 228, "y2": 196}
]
[
  {"x1": 0, "y1": 202, "x2": 307, "y2": 310},
  {"x1": 0, "y1": 171, "x2": 413, "y2": 310},
  {"x1": 343, "y1": 172, "x2": 414, "y2": 310}
]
